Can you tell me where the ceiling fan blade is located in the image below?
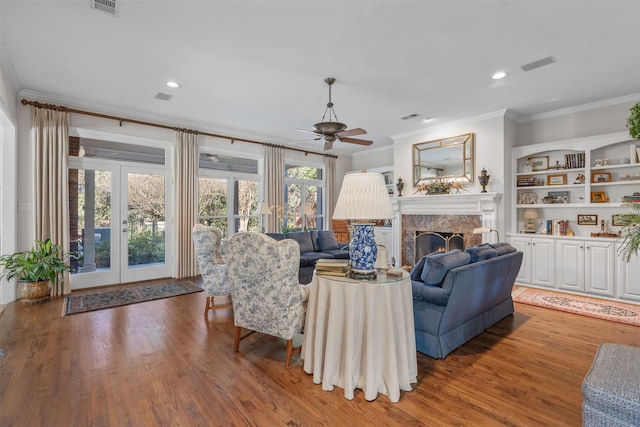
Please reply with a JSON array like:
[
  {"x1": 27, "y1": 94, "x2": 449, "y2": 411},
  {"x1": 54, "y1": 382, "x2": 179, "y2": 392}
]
[
  {"x1": 337, "y1": 127, "x2": 367, "y2": 138},
  {"x1": 340, "y1": 137, "x2": 373, "y2": 146},
  {"x1": 288, "y1": 137, "x2": 322, "y2": 144},
  {"x1": 297, "y1": 128, "x2": 322, "y2": 136}
]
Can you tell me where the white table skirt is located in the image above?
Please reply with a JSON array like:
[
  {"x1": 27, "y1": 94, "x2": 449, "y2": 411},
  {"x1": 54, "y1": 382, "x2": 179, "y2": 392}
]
[{"x1": 302, "y1": 272, "x2": 417, "y2": 402}]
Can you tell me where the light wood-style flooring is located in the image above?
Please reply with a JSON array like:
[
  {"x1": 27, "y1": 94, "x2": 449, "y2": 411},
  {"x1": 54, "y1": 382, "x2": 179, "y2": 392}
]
[{"x1": 1, "y1": 279, "x2": 639, "y2": 426}]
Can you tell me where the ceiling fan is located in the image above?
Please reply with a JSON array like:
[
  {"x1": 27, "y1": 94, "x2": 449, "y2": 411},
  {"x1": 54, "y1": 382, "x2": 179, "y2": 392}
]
[{"x1": 299, "y1": 77, "x2": 373, "y2": 150}]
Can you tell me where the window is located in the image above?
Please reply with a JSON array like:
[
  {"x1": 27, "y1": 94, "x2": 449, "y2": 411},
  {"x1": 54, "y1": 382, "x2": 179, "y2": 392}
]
[
  {"x1": 198, "y1": 153, "x2": 260, "y2": 236},
  {"x1": 284, "y1": 164, "x2": 324, "y2": 232}
]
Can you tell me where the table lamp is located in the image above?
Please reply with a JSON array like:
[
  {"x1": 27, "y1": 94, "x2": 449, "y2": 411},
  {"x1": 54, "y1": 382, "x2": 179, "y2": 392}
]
[
  {"x1": 259, "y1": 202, "x2": 272, "y2": 233},
  {"x1": 523, "y1": 209, "x2": 539, "y2": 233},
  {"x1": 332, "y1": 172, "x2": 394, "y2": 279}
]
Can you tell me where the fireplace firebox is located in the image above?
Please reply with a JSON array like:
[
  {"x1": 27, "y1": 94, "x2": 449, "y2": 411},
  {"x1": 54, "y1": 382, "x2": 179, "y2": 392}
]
[{"x1": 414, "y1": 231, "x2": 465, "y2": 263}]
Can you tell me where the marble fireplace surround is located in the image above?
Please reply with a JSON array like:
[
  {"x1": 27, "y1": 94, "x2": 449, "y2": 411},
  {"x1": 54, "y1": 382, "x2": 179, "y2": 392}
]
[{"x1": 391, "y1": 192, "x2": 501, "y2": 267}]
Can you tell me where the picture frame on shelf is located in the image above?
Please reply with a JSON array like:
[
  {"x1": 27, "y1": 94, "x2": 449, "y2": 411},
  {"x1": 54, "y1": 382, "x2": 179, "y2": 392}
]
[
  {"x1": 591, "y1": 172, "x2": 612, "y2": 183},
  {"x1": 547, "y1": 174, "x2": 567, "y2": 185},
  {"x1": 590, "y1": 191, "x2": 607, "y2": 203},
  {"x1": 528, "y1": 156, "x2": 549, "y2": 171},
  {"x1": 612, "y1": 214, "x2": 629, "y2": 227},
  {"x1": 577, "y1": 214, "x2": 598, "y2": 226},
  {"x1": 518, "y1": 192, "x2": 537, "y2": 204}
]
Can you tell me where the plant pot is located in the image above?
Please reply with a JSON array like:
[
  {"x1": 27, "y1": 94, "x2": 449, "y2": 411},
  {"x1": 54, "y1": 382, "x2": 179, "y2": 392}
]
[{"x1": 17, "y1": 280, "x2": 52, "y2": 304}]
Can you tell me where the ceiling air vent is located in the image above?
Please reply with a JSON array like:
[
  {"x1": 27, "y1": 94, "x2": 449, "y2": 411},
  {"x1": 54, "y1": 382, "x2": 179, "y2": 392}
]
[
  {"x1": 521, "y1": 56, "x2": 556, "y2": 72},
  {"x1": 400, "y1": 113, "x2": 421, "y2": 121},
  {"x1": 155, "y1": 92, "x2": 172, "y2": 101},
  {"x1": 91, "y1": 0, "x2": 118, "y2": 16}
]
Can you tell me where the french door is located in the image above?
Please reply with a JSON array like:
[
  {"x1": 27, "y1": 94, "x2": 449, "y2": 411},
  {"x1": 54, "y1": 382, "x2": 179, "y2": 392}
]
[{"x1": 69, "y1": 160, "x2": 172, "y2": 289}]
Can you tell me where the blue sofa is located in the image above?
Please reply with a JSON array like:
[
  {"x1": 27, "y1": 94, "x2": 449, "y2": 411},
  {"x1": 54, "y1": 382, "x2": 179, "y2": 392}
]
[
  {"x1": 266, "y1": 230, "x2": 349, "y2": 284},
  {"x1": 410, "y1": 243, "x2": 523, "y2": 359}
]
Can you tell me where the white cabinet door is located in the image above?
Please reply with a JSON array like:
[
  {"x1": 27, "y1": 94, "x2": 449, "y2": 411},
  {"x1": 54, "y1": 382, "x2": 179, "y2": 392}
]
[
  {"x1": 556, "y1": 240, "x2": 585, "y2": 291},
  {"x1": 531, "y1": 238, "x2": 555, "y2": 288},
  {"x1": 585, "y1": 241, "x2": 615, "y2": 297},
  {"x1": 509, "y1": 236, "x2": 531, "y2": 284},
  {"x1": 615, "y1": 245, "x2": 640, "y2": 301}
]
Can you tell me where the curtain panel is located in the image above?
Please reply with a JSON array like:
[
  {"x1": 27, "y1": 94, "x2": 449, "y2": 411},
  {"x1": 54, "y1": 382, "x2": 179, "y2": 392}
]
[
  {"x1": 324, "y1": 156, "x2": 336, "y2": 227},
  {"x1": 264, "y1": 145, "x2": 285, "y2": 233},
  {"x1": 173, "y1": 129, "x2": 199, "y2": 279},
  {"x1": 31, "y1": 106, "x2": 71, "y2": 296}
]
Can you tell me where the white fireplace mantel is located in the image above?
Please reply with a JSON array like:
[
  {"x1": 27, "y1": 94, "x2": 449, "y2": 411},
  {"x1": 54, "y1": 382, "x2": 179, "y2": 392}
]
[{"x1": 391, "y1": 192, "x2": 502, "y2": 230}]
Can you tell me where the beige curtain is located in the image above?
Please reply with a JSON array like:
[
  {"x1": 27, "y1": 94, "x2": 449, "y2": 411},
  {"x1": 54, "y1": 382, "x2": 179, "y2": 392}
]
[
  {"x1": 264, "y1": 145, "x2": 285, "y2": 233},
  {"x1": 173, "y1": 129, "x2": 199, "y2": 278},
  {"x1": 32, "y1": 106, "x2": 71, "y2": 296},
  {"x1": 324, "y1": 156, "x2": 336, "y2": 229}
]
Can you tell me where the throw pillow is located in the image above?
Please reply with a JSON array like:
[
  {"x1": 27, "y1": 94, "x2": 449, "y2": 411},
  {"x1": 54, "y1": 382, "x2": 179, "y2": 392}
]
[
  {"x1": 410, "y1": 256, "x2": 427, "y2": 281},
  {"x1": 318, "y1": 230, "x2": 340, "y2": 251},
  {"x1": 285, "y1": 231, "x2": 315, "y2": 253},
  {"x1": 465, "y1": 245, "x2": 500, "y2": 262},
  {"x1": 420, "y1": 249, "x2": 471, "y2": 286},
  {"x1": 490, "y1": 242, "x2": 517, "y2": 256}
]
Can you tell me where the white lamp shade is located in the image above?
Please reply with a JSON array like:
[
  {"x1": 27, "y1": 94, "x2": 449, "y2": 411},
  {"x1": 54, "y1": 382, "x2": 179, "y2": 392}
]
[
  {"x1": 523, "y1": 209, "x2": 539, "y2": 220},
  {"x1": 259, "y1": 203, "x2": 272, "y2": 215},
  {"x1": 332, "y1": 172, "x2": 394, "y2": 220}
]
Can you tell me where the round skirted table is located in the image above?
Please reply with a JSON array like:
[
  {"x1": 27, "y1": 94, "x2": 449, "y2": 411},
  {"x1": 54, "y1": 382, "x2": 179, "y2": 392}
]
[{"x1": 302, "y1": 271, "x2": 417, "y2": 402}]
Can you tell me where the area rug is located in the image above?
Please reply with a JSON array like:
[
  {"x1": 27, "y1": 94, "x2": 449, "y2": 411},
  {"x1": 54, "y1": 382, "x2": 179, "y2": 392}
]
[
  {"x1": 63, "y1": 281, "x2": 203, "y2": 315},
  {"x1": 513, "y1": 287, "x2": 640, "y2": 327}
]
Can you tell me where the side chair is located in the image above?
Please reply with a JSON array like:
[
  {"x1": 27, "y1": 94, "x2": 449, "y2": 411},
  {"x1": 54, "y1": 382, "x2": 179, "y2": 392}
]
[
  {"x1": 192, "y1": 224, "x2": 232, "y2": 318},
  {"x1": 224, "y1": 232, "x2": 310, "y2": 368}
]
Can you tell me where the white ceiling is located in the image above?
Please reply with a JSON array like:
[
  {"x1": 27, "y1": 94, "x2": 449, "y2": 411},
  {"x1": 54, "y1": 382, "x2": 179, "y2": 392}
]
[{"x1": 1, "y1": 1, "x2": 639, "y2": 155}]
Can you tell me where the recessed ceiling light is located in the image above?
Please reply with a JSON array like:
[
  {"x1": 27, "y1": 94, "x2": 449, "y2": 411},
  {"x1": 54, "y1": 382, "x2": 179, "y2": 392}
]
[
  {"x1": 166, "y1": 81, "x2": 180, "y2": 88},
  {"x1": 421, "y1": 117, "x2": 433, "y2": 123},
  {"x1": 492, "y1": 71, "x2": 507, "y2": 80}
]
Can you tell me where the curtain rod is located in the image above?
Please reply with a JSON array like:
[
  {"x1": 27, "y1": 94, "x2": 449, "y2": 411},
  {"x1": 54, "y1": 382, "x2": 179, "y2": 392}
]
[{"x1": 20, "y1": 99, "x2": 338, "y2": 159}]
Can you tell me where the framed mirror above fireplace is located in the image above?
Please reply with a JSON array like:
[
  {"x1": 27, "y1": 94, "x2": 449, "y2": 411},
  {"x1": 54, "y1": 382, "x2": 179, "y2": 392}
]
[{"x1": 412, "y1": 133, "x2": 474, "y2": 186}]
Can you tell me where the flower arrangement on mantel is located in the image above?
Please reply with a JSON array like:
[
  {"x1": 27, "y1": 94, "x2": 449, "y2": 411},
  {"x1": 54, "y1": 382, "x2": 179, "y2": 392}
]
[{"x1": 418, "y1": 180, "x2": 452, "y2": 195}]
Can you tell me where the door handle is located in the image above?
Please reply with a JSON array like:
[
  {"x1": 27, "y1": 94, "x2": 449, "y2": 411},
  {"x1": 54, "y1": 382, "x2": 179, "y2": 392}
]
[{"x1": 122, "y1": 228, "x2": 128, "y2": 233}]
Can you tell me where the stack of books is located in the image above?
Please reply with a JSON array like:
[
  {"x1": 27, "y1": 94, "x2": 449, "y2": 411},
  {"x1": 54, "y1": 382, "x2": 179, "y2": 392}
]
[{"x1": 315, "y1": 259, "x2": 350, "y2": 277}]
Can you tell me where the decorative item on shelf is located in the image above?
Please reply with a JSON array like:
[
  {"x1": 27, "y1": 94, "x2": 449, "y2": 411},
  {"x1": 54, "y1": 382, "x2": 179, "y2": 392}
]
[
  {"x1": 547, "y1": 173, "x2": 567, "y2": 185},
  {"x1": 574, "y1": 173, "x2": 585, "y2": 184},
  {"x1": 622, "y1": 192, "x2": 640, "y2": 202},
  {"x1": 528, "y1": 156, "x2": 549, "y2": 171},
  {"x1": 450, "y1": 182, "x2": 470, "y2": 194},
  {"x1": 478, "y1": 168, "x2": 490, "y2": 193},
  {"x1": 621, "y1": 174, "x2": 640, "y2": 182},
  {"x1": 544, "y1": 191, "x2": 569, "y2": 204},
  {"x1": 627, "y1": 102, "x2": 640, "y2": 140},
  {"x1": 517, "y1": 176, "x2": 537, "y2": 187},
  {"x1": 332, "y1": 171, "x2": 394, "y2": 279},
  {"x1": 518, "y1": 192, "x2": 537, "y2": 204},
  {"x1": 594, "y1": 159, "x2": 603, "y2": 167},
  {"x1": 523, "y1": 209, "x2": 539, "y2": 233},
  {"x1": 522, "y1": 160, "x2": 533, "y2": 173},
  {"x1": 548, "y1": 160, "x2": 566, "y2": 170},
  {"x1": 396, "y1": 177, "x2": 404, "y2": 197},
  {"x1": 591, "y1": 172, "x2": 612, "y2": 183},
  {"x1": 577, "y1": 214, "x2": 598, "y2": 226},
  {"x1": 590, "y1": 192, "x2": 608, "y2": 203}
]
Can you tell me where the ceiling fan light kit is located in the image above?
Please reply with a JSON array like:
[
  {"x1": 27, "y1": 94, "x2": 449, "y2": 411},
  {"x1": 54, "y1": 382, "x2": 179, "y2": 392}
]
[{"x1": 299, "y1": 77, "x2": 374, "y2": 150}]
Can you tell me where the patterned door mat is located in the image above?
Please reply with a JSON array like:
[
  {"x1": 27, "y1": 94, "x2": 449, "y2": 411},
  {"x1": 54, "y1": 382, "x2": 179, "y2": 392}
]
[
  {"x1": 513, "y1": 287, "x2": 640, "y2": 327},
  {"x1": 64, "y1": 281, "x2": 203, "y2": 315}
]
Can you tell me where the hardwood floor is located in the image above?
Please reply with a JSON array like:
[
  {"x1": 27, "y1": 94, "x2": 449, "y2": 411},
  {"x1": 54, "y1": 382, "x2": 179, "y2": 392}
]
[{"x1": 1, "y1": 279, "x2": 638, "y2": 426}]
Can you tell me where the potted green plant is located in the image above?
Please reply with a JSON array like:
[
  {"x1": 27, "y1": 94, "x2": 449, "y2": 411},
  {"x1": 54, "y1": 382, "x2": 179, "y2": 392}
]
[
  {"x1": 628, "y1": 102, "x2": 640, "y2": 140},
  {"x1": 0, "y1": 239, "x2": 72, "y2": 304},
  {"x1": 617, "y1": 202, "x2": 640, "y2": 262}
]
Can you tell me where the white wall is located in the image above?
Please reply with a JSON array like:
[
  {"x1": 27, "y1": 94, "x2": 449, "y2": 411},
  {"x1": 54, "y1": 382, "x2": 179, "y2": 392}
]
[
  {"x1": 391, "y1": 111, "x2": 508, "y2": 236},
  {"x1": 351, "y1": 144, "x2": 393, "y2": 172},
  {"x1": 516, "y1": 97, "x2": 638, "y2": 146},
  {"x1": 0, "y1": 61, "x2": 18, "y2": 304}
]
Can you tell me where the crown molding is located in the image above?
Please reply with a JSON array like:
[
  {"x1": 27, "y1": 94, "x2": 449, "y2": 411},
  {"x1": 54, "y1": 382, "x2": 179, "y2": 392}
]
[{"x1": 524, "y1": 93, "x2": 640, "y2": 122}]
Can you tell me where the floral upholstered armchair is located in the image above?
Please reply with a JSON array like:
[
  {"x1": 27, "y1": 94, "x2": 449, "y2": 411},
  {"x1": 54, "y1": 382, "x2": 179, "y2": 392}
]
[
  {"x1": 225, "y1": 232, "x2": 310, "y2": 367},
  {"x1": 192, "y1": 224, "x2": 232, "y2": 318}
]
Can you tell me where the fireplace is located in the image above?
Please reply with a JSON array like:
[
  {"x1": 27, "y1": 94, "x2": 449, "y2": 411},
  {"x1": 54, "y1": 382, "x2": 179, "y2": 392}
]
[
  {"x1": 391, "y1": 193, "x2": 501, "y2": 267},
  {"x1": 414, "y1": 232, "x2": 465, "y2": 263}
]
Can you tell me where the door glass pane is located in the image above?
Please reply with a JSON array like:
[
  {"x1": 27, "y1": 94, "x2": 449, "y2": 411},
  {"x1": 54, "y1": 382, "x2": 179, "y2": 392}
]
[
  {"x1": 235, "y1": 179, "x2": 258, "y2": 232},
  {"x1": 69, "y1": 168, "x2": 112, "y2": 274},
  {"x1": 127, "y1": 173, "x2": 166, "y2": 267},
  {"x1": 199, "y1": 177, "x2": 228, "y2": 235}
]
